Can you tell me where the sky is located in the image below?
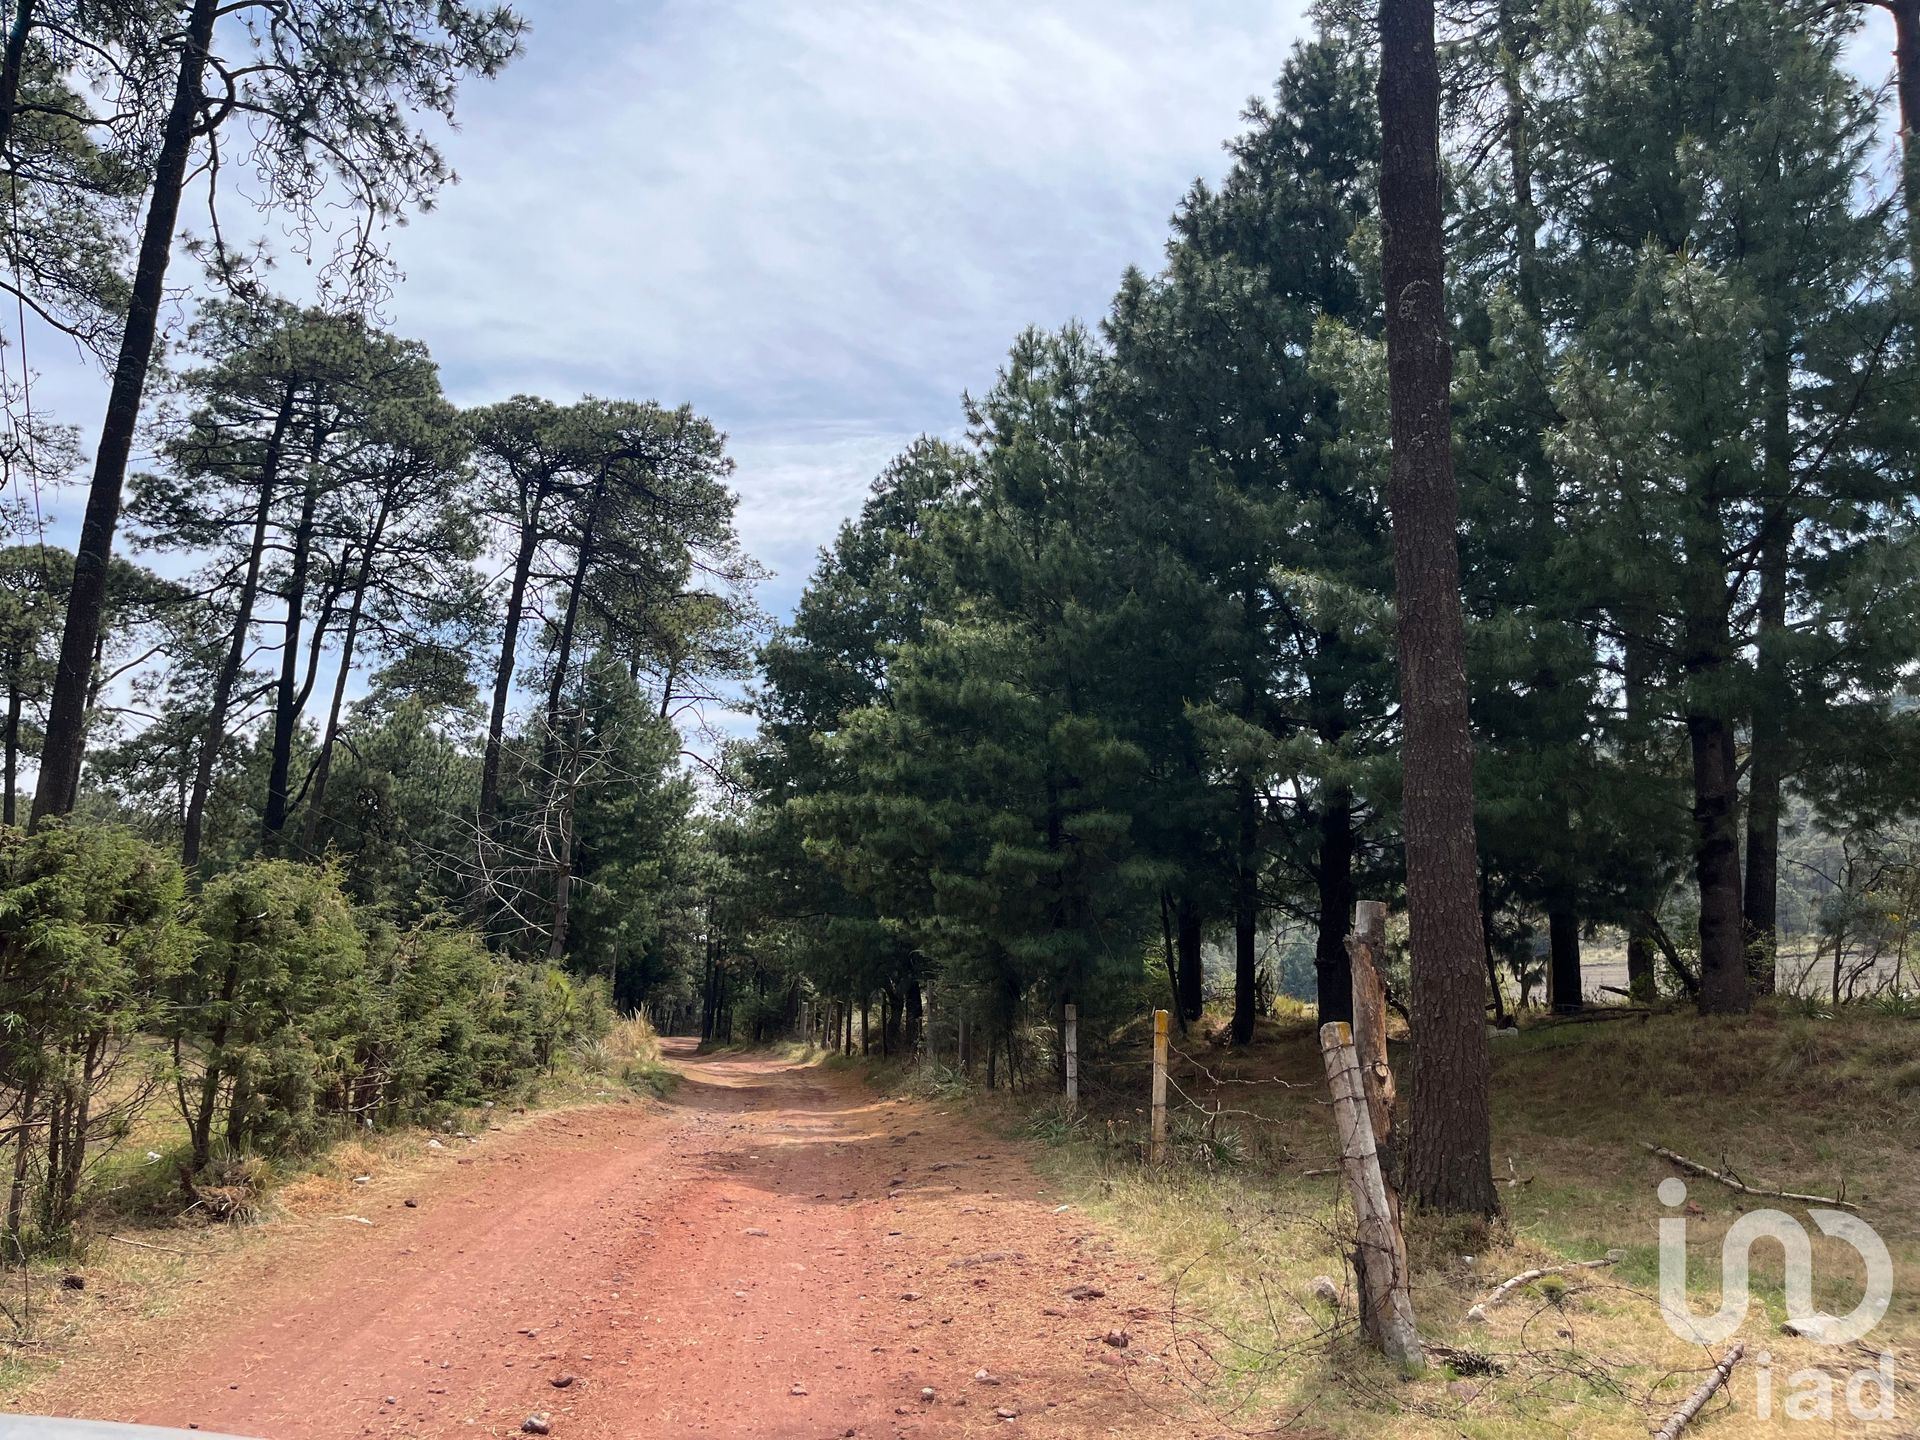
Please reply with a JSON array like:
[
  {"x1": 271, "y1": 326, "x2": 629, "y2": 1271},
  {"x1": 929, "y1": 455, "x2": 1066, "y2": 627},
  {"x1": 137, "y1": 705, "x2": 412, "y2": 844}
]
[
  {"x1": 145, "y1": 0, "x2": 1323, "y2": 620},
  {"x1": 14, "y1": 0, "x2": 1905, "y2": 670}
]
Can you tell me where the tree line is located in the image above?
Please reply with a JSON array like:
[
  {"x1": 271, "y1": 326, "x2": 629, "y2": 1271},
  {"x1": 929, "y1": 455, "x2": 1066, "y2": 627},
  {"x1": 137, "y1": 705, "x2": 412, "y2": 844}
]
[
  {"x1": 720, "y1": 0, "x2": 1920, "y2": 1214},
  {"x1": 0, "y1": 0, "x2": 770, "y2": 1244}
]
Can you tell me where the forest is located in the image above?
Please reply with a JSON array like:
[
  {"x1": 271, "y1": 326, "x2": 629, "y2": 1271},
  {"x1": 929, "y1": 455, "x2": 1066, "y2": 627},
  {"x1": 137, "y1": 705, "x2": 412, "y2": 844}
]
[{"x1": 0, "y1": 0, "x2": 1912, "y2": 1352}]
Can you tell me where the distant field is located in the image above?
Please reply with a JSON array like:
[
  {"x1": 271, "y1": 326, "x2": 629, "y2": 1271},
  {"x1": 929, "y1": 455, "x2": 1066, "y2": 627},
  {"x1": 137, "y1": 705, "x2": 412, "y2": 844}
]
[{"x1": 1581, "y1": 939, "x2": 1910, "y2": 1004}]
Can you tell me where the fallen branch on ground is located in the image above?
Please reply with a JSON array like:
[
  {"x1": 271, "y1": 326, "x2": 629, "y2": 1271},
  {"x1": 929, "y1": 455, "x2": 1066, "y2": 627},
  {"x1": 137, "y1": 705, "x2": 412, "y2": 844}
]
[
  {"x1": 107, "y1": 1234, "x2": 188, "y2": 1255},
  {"x1": 1466, "y1": 1256, "x2": 1615, "y2": 1321},
  {"x1": 1653, "y1": 1343, "x2": 1745, "y2": 1440},
  {"x1": 1640, "y1": 1142, "x2": 1859, "y2": 1210}
]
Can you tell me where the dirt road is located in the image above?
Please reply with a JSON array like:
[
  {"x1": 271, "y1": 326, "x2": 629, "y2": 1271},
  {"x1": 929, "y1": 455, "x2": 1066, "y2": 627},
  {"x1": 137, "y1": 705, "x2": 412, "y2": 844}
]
[{"x1": 30, "y1": 1042, "x2": 1214, "y2": 1439}]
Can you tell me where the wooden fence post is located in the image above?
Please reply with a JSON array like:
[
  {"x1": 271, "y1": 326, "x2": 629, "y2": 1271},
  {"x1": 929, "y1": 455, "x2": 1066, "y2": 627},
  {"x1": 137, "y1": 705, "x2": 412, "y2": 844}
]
[
  {"x1": 1149, "y1": 1008, "x2": 1169, "y2": 1166},
  {"x1": 1064, "y1": 1003, "x2": 1078, "y2": 1111},
  {"x1": 1318, "y1": 1019, "x2": 1421, "y2": 1372}
]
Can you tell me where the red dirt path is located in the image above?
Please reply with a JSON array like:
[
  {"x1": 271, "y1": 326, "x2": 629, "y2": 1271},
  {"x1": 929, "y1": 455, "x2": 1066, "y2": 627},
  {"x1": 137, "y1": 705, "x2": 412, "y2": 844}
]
[{"x1": 28, "y1": 1041, "x2": 1219, "y2": 1439}]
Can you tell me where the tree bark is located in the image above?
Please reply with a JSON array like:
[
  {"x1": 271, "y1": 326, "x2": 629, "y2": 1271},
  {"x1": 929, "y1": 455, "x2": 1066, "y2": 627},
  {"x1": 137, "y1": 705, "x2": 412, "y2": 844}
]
[
  {"x1": 1176, "y1": 894, "x2": 1204, "y2": 1022},
  {"x1": 1690, "y1": 712, "x2": 1751, "y2": 1014},
  {"x1": 32, "y1": 0, "x2": 220, "y2": 826},
  {"x1": 1547, "y1": 905, "x2": 1582, "y2": 1013},
  {"x1": 540, "y1": 466, "x2": 608, "y2": 961},
  {"x1": 1315, "y1": 788, "x2": 1357, "y2": 1025},
  {"x1": 262, "y1": 428, "x2": 324, "y2": 844},
  {"x1": 1378, "y1": 0, "x2": 1497, "y2": 1217},
  {"x1": 1881, "y1": 0, "x2": 1920, "y2": 269},
  {"x1": 1742, "y1": 325, "x2": 1791, "y2": 997},
  {"x1": 478, "y1": 474, "x2": 555, "y2": 830},
  {"x1": 2, "y1": 681, "x2": 18, "y2": 828},
  {"x1": 1231, "y1": 776, "x2": 1260, "y2": 1044},
  {"x1": 183, "y1": 390, "x2": 295, "y2": 869},
  {"x1": 300, "y1": 494, "x2": 390, "y2": 856},
  {"x1": 0, "y1": 0, "x2": 33, "y2": 161}
]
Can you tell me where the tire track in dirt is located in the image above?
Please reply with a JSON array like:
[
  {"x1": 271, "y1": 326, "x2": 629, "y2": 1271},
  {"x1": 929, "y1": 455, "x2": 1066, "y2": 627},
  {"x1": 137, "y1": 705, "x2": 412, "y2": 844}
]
[{"x1": 28, "y1": 1041, "x2": 1220, "y2": 1439}]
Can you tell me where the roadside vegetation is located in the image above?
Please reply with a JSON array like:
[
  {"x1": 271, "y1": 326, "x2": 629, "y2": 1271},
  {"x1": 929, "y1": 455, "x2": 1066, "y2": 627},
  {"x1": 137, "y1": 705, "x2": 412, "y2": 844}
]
[{"x1": 847, "y1": 1000, "x2": 1920, "y2": 1438}]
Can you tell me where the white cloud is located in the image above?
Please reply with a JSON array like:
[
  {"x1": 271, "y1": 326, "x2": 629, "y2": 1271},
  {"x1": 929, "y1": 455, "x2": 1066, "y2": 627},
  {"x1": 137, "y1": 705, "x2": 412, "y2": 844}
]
[{"x1": 368, "y1": 0, "x2": 1315, "y2": 618}]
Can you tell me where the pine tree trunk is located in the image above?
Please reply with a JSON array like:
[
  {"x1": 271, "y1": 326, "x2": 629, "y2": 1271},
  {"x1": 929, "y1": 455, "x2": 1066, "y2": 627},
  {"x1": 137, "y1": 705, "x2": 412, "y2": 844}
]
[
  {"x1": 1379, "y1": 0, "x2": 1497, "y2": 1218},
  {"x1": 1689, "y1": 712, "x2": 1751, "y2": 1014},
  {"x1": 262, "y1": 432, "x2": 323, "y2": 844},
  {"x1": 1315, "y1": 788, "x2": 1357, "y2": 1025},
  {"x1": 1889, "y1": 0, "x2": 1920, "y2": 270},
  {"x1": 905, "y1": 979, "x2": 923, "y2": 1054},
  {"x1": 541, "y1": 471, "x2": 606, "y2": 960},
  {"x1": 1232, "y1": 776, "x2": 1260, "y2": 1044},
  {"x1": 1548, "y1": 906, "x2": 1582, "y2": 1013},
  {"x1": 478, "y1": 476, "x2": 553, "y2": 829},
  {"x1": 1627, "y1": 933, "x2": 1656, "y2": 1004},
  {"x1": 184, "y1": 391, "x2": 295, "y2": 868},
  {"x1": 32, "y1": 0, "x2": 219, "y2": 826},
  {"x1": 1176, "y1": 895, "x2": 1204, "y2": 1022},
  {"x1": 300, "y1": 498, "x2": 388, "y2": 856},
  {"x1": 0, "y1": 0, "x2": 34, "y2": 165},
  {"x1": 1743, "y1": 327, "x2": 1791, "y2": 997},
  {"x1": 3, "y1": 682, "x2": 18, "y2": 828}
]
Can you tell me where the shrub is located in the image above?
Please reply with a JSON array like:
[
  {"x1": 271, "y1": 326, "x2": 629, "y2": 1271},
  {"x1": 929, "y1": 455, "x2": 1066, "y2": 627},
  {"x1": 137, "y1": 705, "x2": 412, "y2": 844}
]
[
  {"x1": 0, "y1": 822, "x2": 188, "y2": 1241},
  {"x1": 173, "y1": 859, "x2": 368, "y2": 1170}
]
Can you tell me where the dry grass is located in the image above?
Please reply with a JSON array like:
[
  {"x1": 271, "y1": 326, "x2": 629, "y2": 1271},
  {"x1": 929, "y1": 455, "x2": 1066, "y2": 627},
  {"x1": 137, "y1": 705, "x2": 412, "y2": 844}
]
[{"x1": 933, "y1": 1005, "x2": 1920, "y2": 1438}]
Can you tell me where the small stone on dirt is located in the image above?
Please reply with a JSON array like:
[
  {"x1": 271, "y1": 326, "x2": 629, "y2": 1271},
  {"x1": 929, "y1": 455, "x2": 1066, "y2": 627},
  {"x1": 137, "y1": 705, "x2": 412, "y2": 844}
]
[
  {"x1": 900, "y1": 1291, "x2": 921, "y2": 1301},
  {"x1": 382, "y1": 1396, "x2": 396, "y2": 1405},
  {"x1": 1309, "y1": 1275, "x2": 1340, "y2": 1306},
  {"x1": 743, "y1": 1227, "x2": 769, "y2": 1237},
  {"x1": 404, "y1": 1198, "x2": 418, "y2": 1208},
  {"x1": 1065, "y1": 1284, "x2": 1105, "y2": 1301},
  {"x1": 549, "y1": 1373, "x2": 575, "y2": 1389},
  {"x1": 974, "y1": 1368, "x2": 999, "y2": 1386},
  {"x1": 1103, "y1": 1329, "x2": 1129, "y2": 1348},
  {"x1": 521, "y1": 1415, "x2": 550, "y2": 1435},
  {"x1": 995, "y1": 1407, "x2": 1018, "y2": 1420},
  {"x1": 789, "y1": 1382, "x2": 808, "y2": 1396},
  {"x1": 60, "y1": 1274, "x2": 83, "y2": 1291},
  {"x1": 920, "y1": 1388, "x2": 936, "y2": 1401}
]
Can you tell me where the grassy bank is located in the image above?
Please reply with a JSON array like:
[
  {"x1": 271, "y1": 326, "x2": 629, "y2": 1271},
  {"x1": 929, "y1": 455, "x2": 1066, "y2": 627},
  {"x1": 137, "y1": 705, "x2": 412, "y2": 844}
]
[{"x1": 861, "y1": 1006, "x2": 1919, "y2": 1438}]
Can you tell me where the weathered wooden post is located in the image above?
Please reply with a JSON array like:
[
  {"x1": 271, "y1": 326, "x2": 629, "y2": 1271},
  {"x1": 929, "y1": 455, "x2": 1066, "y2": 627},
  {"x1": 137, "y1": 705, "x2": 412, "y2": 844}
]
[
  {"x1": 1319, "y1": 1019, "x2": 1421, "y2": 1371},
  {"x1": 1149, "y1": 1008, "x2": 1169, "y2": 1166},
  {"x1": 1064, "y1": 1003, "x2": 1078, "y2": 1111}
]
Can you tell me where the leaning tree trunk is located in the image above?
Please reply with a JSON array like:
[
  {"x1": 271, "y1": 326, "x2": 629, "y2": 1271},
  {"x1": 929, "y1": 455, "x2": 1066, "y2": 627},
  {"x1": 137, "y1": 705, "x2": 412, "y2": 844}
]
[
  {"x1": 478, "y1": 475, "x2": 554, "y2": 830},
  {"x1": 300, "y1": 494, "x2": 392, "y2": 856},
  {"x1": 262, "y1": 437, "x2": 324, "y2": 844},
  {"x1": 1378, "y1": 0, "x2": 1497, "y2": 1218},
  {"x1": 540, "y1": 468, "x2": 606, "y2": 960},
  {"x1": 32, "y1": 0, "x2": 219, "y2": 826},
  {"x1": 183, "y1": 392, "x2": 295, "y2": 868}
]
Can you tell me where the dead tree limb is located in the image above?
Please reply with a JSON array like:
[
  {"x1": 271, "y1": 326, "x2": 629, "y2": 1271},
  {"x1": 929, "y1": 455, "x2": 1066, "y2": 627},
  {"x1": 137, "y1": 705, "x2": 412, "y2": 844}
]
[
  {"x1": 1466, "y1": 1256, "x2": 1616, "y2": 1321},
  {"x1": 1653, "y1": 1343, "x2": 1745, "y2": 1440},
  {"x1": 1640, "y1": 1142, "x2": 1859, "y2": 1210}
]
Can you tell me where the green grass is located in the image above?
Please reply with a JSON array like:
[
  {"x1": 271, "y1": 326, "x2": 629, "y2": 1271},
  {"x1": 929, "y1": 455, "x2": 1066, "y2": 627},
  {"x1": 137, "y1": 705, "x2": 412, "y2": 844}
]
[{"x1": 876, "y1": 1004, "x2": 1920, "y2": 1439}]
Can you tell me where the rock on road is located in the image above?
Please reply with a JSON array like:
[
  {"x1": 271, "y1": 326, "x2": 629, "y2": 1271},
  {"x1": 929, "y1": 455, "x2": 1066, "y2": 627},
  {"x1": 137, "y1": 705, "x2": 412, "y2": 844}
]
[{"x1": 30, "y1": 1040, "x2": 1214, "y2": 1439}]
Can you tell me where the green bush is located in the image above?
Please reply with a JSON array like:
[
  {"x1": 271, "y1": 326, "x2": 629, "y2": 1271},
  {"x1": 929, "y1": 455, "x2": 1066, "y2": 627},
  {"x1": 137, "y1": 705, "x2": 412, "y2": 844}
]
[{"x1": 0, "y1": 822, "x2": 188, "y2": 1241}]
